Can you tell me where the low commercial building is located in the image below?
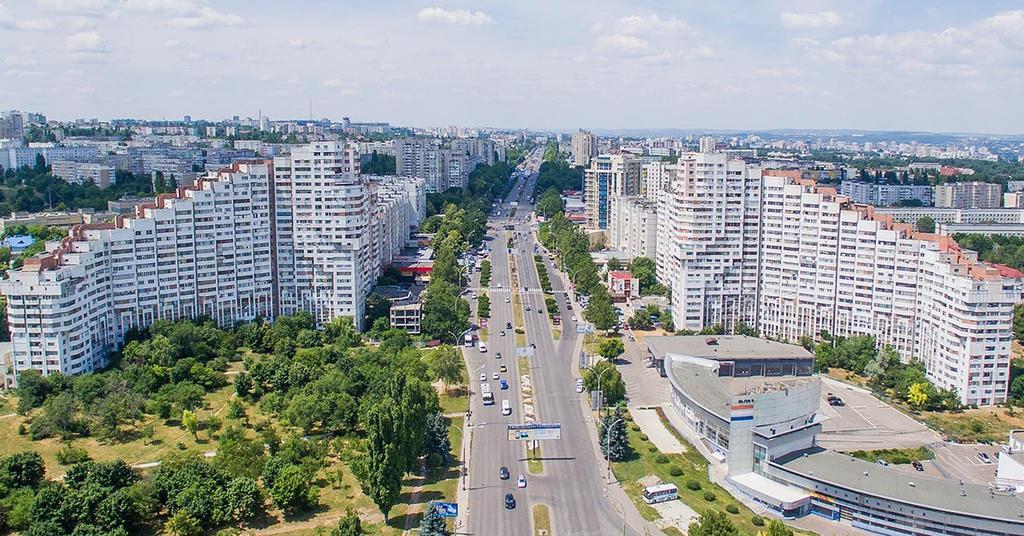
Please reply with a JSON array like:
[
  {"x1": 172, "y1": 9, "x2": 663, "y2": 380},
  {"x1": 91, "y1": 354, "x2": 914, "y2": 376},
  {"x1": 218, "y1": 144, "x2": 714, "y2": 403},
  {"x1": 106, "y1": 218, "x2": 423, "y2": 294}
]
[
  {"x1": 996, "y1": 430, "x2": 1024, "y2": 491},
  {"x1": 607, "y1": 270, "x2": 639, "y2": 301}
]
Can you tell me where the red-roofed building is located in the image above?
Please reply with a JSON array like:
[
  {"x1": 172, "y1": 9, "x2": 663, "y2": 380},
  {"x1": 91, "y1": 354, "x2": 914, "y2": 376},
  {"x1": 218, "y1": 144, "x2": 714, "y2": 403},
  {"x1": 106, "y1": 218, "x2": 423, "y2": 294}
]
[{"x1": 608, "y1": 270, "x2": 639, "y2": 300}]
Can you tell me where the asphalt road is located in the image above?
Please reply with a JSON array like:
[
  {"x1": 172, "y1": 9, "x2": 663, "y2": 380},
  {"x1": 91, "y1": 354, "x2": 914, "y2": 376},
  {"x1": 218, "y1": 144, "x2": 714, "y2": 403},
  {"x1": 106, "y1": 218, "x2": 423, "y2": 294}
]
[{"x1": 465, "y1": 150, "x2": 637, "y2": 535}]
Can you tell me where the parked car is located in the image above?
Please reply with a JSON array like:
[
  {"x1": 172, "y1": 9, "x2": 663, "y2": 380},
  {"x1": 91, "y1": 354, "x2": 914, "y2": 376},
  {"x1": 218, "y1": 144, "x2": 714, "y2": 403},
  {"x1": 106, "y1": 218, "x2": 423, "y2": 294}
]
[
  {"x1": 979, "y1": 452, "x2": 992, "y2": 464},
  {"x1": 912, "y1": 461, "x2": 924, "y2": 471},
  {"x1": 876, "y1": 460, "x2": 890, "y2": 467}
]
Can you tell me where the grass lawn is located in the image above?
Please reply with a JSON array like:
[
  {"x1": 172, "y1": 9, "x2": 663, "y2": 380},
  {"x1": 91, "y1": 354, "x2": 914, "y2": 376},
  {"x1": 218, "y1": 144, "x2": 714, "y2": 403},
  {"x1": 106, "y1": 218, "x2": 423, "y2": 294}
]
[
  {"x1": 826, "y1": 367, "x2": 869, "y2": 388},
  {"x1": 479, "y1": 327, "x2": 489, "y2": 342},
  {"x1": 513, "y1": 291, "x2": 525, "y2": 328},
  {"x1": 612, "y1": 419, "x2": 785, "y2": 535},
  {"x1": 921, "y1": 406, "x2": 1024, "y2": 443},
  {"x1": 533, "y1": 503, "x2": 551, "y2": 535},
  {"x1": 0, "y1": 381, "x2": 238, "y2": 477},
  {"x1": 847, "y1": 446, "x2": 934, "y2": 465},
  {"x1": 439, "y1": 386, "x2": 470, "y2": 415}
]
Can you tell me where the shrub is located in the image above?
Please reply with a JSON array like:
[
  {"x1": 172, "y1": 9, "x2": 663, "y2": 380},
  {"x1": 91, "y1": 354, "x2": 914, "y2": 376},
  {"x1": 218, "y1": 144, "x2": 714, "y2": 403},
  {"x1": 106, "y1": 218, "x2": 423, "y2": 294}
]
[
  {"x1": 726, "y1": 504, "x2": 739, "y2": 514},
  {"x1": 654, "y1": 454, "x2": 669, "y2": 464},
  {"x1": 515, "y1": 328, "x2": 524, "y2": 335},
  {"x1": 639, "y1": 434, "x2": 649, "y2": 442},
  {"x1": 668, "y1": 466, "x2": 684, "y2": 477},
  {"x1": 631, "y1": 425, "x2": 641, "y2": 432},
  {"x1": 703, "y1": 491, "x2": 716, "y2": 502},
  {"x1": 751, "y1": 515, "x2": 765, "y2": 526},
  {"x1": 686, "y1": 480, "x2": 701, "y2": 491},
  {"x1": 647, "y1": 446, "x2": 658, "y2": 453},
  {"x1": 56, "y1": 443, "x2": 91, "y2": 466}
]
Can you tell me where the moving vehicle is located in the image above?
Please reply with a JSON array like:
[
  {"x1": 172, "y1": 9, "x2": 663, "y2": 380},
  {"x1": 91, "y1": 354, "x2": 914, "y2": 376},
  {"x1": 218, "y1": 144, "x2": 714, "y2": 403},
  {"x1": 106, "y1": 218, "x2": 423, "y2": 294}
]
[
  {"x1": 506, "y1": 321, "x2": 513, "y2": 330},
  {"x1": 517, "y1": 475, "x2": 527, "y2": 488},
  {"x1": 499, "y1": 364, "x2": 507, "y2": 373},
  {"x1": 501, "y1": 400, "x2": 511, "y2": 416},
  {"x1": 642, "y1": 483, "x2": 678, "y2": 504},
  {"x1": 464, "y1": 334, "x2": 474, "y2": 347},
  {"x1": 482, "y1": 391, "x2": 494, "y2": 406},
  {"x1": 500, "y1": 378, "x2": 508, "y2": 390},
  {"x1": 505, "y1": 493, "x2": 516, "y2": 509},
  {"x1": 492, "y1": 372, "x2": 499, "y2": 380},
  {"x1": 500, "y1": 330, "x2": 505, "y2": 337},
  {"x1": 479, "y1": 373, "x2": 486, "y2": 382},
  {"x1": 479, "y1": 343, "x2": 487, "y2": 353},
  {"x1": 499, "y1": 466, "x2": 509, "y2": 479},
  {"x1": 496, "y1": 352, "x2": 502, "y2": 359},
  {"x1": 505, "y1": 297, "x2": 511, "y2": 303}
]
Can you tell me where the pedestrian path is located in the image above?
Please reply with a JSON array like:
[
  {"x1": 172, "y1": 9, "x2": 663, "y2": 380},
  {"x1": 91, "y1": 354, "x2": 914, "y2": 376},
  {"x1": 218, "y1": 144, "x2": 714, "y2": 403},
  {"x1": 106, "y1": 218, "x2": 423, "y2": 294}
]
[{"x1": 630, "y1": 407, "x2": 685, "y2": 454}]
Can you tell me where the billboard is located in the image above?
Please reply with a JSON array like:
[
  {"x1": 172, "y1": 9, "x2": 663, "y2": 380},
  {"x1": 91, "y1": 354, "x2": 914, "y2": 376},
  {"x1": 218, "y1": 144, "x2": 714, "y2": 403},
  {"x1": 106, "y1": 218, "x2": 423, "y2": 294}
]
[{"x1": 507, "y1": 423, "x2": 561, "y2": 441}]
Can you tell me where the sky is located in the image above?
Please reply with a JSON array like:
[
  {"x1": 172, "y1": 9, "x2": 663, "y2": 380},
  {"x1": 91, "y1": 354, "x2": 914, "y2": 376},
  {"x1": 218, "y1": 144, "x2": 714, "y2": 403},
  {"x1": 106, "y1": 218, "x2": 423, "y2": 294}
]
[{"x1": 1, "y1": 0, "x2": 1023, "y2": 134}]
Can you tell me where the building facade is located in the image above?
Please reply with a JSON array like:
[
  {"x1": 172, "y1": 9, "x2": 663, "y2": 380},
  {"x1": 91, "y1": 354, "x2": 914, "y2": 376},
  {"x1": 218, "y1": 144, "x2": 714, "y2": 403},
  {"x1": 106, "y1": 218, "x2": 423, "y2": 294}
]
[
  {"x1": 571, "y1": 129, "x2": 597, "y2": 168},
  {"x1": 934, "y1": 181, "x2": 1002, "y2": 208},
  {"x1": 608, "y1": 195, "x2": 657, "y2": 260},
  {"x1": 583, "y1": 154, "x2": 640, "y2": 230},
  {"x1": 656, "y1": 150, "x2": 763, "y2": 332},
  {"x1": 839, "y1": 181, "x2": 933, "y2": 206},
  {"x1": 51, "y1": 160, "x2": 117, "y2": 188},
  {"x1": 0, "y1": 162, "x2": 275, "y2": 376}
]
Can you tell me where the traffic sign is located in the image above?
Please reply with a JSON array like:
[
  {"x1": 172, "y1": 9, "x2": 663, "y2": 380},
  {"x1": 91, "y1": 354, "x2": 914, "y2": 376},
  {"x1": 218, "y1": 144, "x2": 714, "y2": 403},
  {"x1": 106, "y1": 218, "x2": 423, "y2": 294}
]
[
  {"x1": 507, "y1": 422, "x2": 561, "y2": 441},
  {"x1": 433, "y1": 501, "x2": 458, "y2": 518}
]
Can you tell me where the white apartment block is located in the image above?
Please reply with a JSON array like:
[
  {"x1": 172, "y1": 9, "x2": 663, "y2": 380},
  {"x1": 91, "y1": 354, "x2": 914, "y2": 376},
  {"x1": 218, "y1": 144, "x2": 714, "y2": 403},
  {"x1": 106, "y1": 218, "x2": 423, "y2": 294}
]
[
  {"x1": 640, "y1": 161, "x2": 673, "y2": 202},
  {"x1": 394, "y1": 138, "x2": 477, "y2": 193},
  {"x1": 0, "y1": 162, "x2": 275, "y2": 376},
  {"x1": 656, "y1": 150, "x2": 762, "y2": 332},
  {"x1": 874, "y1": 207, "x2": 1024, "y2": 224},
  {"x1": 757, "y1": 174, "x2": 1015, "y2": 405},
  {"x1": 608, "y1": 195, "x2": 657, "y2": 260},
  {"x1": 273, "y1": 142, "x2": 373, "y2": 330},
  {"x1": 2, "y1": 145, "x2": 98, "y2": 171},
  {"x1": 583, "y1": 154, "x2": 640, "y2": 229},
  {"x1": 367, "y1": 176, "x2": 426, "y2": 271},
  {"x1": 571, "y1": 129, "x2": 597, "y2": 168},
  {"x1": 934, "y1": 181, "x2": 1002, "y2": 208},
  {"x1": 839, "y1": 181, "x2": 933, "y2": 206},
  {"x1": 51, "y1": 160, "x2": 117, "y2": 188}
]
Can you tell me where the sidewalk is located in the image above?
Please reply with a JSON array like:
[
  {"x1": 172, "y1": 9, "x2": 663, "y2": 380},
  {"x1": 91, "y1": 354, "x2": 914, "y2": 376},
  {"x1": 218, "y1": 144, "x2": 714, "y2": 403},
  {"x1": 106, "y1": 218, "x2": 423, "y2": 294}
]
[{"x1": 454, "y1": 346, "x2": 473, "y2": 534}]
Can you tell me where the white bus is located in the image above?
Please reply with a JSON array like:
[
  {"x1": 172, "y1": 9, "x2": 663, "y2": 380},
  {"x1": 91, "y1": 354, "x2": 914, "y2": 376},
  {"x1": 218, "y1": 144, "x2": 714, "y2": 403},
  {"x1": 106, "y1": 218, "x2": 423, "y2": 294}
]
[
  {"x1": 501, "y1": 399, "x2": 511, "y2": 415},
  {"x1": 482, "y1": 391, "x2": 494, "y2": 406},
  {"x1": 642, "y1": 484, "x2": 678, "y2": 504}
]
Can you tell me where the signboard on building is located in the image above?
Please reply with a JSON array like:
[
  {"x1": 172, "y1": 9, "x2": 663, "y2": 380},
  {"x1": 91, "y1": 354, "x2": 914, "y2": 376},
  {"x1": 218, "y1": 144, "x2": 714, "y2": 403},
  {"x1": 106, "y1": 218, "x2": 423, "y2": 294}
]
[
  {"x1": 433, "y1": 502, "x2": 458, "y2": 518},
  {"x1": 507, "y1": 423, "x2": 561, "y2": 441},
  {"x1": 730, "y1": 399, "x2": 754, "y2": 422}
]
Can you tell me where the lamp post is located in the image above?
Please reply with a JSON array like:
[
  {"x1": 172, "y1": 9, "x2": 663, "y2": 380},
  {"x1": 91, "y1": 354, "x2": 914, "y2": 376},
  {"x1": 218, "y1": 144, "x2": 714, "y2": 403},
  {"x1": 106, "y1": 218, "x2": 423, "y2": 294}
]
[{"x1": 583, "y1": 364, "x2": 612, "y2": 419}]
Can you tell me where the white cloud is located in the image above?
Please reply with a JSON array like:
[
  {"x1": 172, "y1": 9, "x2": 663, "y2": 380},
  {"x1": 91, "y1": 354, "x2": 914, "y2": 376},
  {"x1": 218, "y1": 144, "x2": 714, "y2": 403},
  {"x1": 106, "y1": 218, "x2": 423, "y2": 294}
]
[
  {"x1": 120, "y1": 0, "x2": 195, "y2": 14},
  {"x1": 4, "y1": 55, "x2": 37, "y2": 66},
  {"x1": 285, "y1": 38, "x2": 317, "y2": 50},
  {"x1": 322, "y1": 78, "x2": 360, "y2": 95},
  {"x1": 64, "y1": 30, "x2": 110, "y2": 61},
  {"x1": 168, "y1": 6, "x2": 243, "y2": 29},
  {"x1": 611, "y1": 14, "x2": 688, "y2": 35},
  {"x1": 595, "y1": 34, "x2": 649, "y2": 54},
  {"x1": 781, "y1": 11, "x2": 842, "y2": 29},
  {"x1": 35, "y1": 0, "x2": 109, "y2": 15},
  {"x1": 0, "y1": 3, "x2": 55, "y2": 30},
  {"x1": 417, "y1": 7, "x2": 492, "y2": 26}
]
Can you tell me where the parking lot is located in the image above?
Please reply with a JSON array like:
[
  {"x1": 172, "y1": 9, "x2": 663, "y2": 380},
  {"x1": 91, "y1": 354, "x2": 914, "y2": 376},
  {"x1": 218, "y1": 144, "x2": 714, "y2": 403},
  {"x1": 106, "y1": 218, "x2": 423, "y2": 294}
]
[{"x1": 816, "y1": 378, "x2": 941, "y2": 450}]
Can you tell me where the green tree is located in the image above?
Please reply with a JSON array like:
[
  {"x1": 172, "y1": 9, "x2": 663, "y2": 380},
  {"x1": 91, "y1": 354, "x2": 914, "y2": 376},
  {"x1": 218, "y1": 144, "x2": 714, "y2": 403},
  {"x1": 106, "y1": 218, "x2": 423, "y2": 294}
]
[
  {"x1": 598, "y1": 338, "x2": 625, "y2": 361},
  {"x1": 421, "y1": 281, "x2": 470, "y2": 342},
  {"x1": 734, "y1": 321, "x2": 759, "y2": 337},
  {"x1": 226, "y1": 476, "x2": 264, "y2": 521},
  {"x1": 181, "y1": 410, "x2": 199, "y2": 439},
  {"x1": 583, "y1": 361, "x2": 626, "y2": 405},
  {"x1": 628, "y1": 311, "x2": 653, "y2": 330},
  {"x1": 429, "y1": 345, "x2": 463, "y2": 392},
  {"x1": 916, "y1": 216, "x2": 936, "y2": 233},
  {"x1": 908, "y1": 383, "x2": 929, "y2": 408},
  {"x1": 424, "y1": 412, "x2": 452, "y2": 466},
  {"x1": 164, "y1": 510, "x2": 202, "y2": 536},
  {"x1": 419, "y1": 502, "x2": 450, "y2": 536},
  {"x1": 1, "y1": 451, "x2": 46, "y2": 488},
  {"x1": 687, "y1": 510, "x2": 739, "y2": 536},
  {"x1": 585, "y1": 291, "x2": 618, "y2": 331},
  {"x1": 598, "y1": 404, "x2": 629, "y2": 461},
  {"x1": 15, "y1": 370, "x2": 51, "y2": 413},
  {"x1": 270, "y1": 465, "x2": 318, "y2": 515},
  {"x1": 759, "y1": 519, "x2": 795, "y2": 536},
  {"x1": 332, "y1": 508, "x2": 362, "y2": 536},
  {"x1": 360, "y1": 400, "x2": 406, "y2": 521},
  {"x1": 630, "y1": 257, "x2": 657, "y2": 293}
]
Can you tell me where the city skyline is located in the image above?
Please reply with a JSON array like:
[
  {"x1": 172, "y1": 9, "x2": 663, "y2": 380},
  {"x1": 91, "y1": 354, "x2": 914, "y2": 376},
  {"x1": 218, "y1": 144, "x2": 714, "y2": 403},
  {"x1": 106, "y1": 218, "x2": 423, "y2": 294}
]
[{"x1": 2, "y1": 1, "x2": 1023, "y2": 134}]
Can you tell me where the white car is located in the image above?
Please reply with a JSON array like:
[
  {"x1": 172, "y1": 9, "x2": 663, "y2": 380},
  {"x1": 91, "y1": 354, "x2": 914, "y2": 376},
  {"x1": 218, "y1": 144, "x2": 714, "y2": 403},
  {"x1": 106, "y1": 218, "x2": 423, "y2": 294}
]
[
  {"x1": 571, "y1": 316, "x2": 577, "y2": 323},
  {"x1": 480, "y1": 373, "x2": 487, "y2": 382},
  {"x1": 492, "y1": 372, "x2": 500, "y2": 380},
  {"x1": 517, "y1": 475, "x2": 527, "y2": 488},
  {"x1": 505, "y1": 297, "x2": 511, "y2": 303}
]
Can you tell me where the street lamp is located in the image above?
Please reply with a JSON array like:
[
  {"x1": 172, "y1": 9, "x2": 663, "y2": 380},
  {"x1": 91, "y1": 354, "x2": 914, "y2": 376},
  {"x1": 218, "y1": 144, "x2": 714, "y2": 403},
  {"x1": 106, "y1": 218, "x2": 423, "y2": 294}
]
[{"x1": 582, "y1": 364, "x2": 612, "y2": 418}]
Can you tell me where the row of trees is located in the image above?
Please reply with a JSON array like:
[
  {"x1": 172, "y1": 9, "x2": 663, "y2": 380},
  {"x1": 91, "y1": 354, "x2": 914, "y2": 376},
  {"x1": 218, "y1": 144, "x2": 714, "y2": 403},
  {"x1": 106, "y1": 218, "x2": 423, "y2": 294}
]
[
  {"x1": 541, "y1": 212, "x2": 618, "y2": 330},
  {"x1": 423, "y1": 161, "x2": 516, "y2": 218},
  {"x1": 813, "y1": 334, "x2": 961, "y2": 411}
]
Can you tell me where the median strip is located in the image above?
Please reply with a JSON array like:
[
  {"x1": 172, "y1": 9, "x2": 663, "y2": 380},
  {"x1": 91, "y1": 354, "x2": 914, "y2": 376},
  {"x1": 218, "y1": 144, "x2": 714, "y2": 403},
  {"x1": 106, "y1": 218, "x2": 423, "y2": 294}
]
[{"x1": 533, "y1": 503, "x2": 552, "y2": 535}]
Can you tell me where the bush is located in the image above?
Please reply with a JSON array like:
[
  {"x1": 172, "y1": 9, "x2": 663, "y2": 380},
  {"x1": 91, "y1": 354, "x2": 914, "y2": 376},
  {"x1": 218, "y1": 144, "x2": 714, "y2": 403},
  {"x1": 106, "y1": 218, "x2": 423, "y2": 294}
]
[
  {"x1": 515, "y1": 328, "x2": 524, "y2": 335},
  {"x1": 726, "y1": 504, "x2": 739, "y2": 514},
  {"x1": 647, "y1": 446, "x2": 658, "y2": 453},
  {"x1": 639, "y1": 434, "x2": 649, "y2": 442},
  {"x1": 668, "y1": 466, "x2": 684, "y2": 477},
  {"x1": 654, "y1": 454, "x2": 669, "y2": 464},
  {"x1": 55, "y1": 443, "x2": 91, "y2": 466},
  {"x1": 686, "y1": 480, "x2": 701, "y2": 491},
  {"x1": 703, "y1": 491, "x2": 716, "y2": 502},
  {"x1": 631, "y1": 424, "x2": 641, "y2": 432},
  {"x1": 751, "y1": 515, "x2": 765, "y2": 526}
]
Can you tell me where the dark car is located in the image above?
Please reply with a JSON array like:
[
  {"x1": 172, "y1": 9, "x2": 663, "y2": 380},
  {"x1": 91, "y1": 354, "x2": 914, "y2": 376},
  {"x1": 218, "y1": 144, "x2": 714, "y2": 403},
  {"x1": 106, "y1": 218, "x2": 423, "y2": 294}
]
[
  {"x1": 505, "y1": 493, "x2": 516, "y2": 509},
  {"x1": 912, "y1": 461, "x2": 924, "y2": 471},
  {"x1": 506, "y1": 322, "x2": 513, "y2": 330},
  {"x1": 499, "y1": 466, "x2": 510, "y2": 480}
]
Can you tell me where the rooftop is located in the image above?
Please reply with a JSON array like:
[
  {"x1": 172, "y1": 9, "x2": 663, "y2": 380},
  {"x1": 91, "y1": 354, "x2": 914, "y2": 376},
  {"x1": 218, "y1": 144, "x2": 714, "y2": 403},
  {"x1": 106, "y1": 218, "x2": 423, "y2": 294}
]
[
  {"x1": 668, "y1": 359, "x2": 819, "y2": 422},
  {"x1": 609, "y1": 270, "x2": 633, "y2": 280},
  {"x1": 647, "y1": 335, "x2": 812, "y2": 361},
  {"x1": 773, "y1": 448, "x2": 1024, "y2": 523}
]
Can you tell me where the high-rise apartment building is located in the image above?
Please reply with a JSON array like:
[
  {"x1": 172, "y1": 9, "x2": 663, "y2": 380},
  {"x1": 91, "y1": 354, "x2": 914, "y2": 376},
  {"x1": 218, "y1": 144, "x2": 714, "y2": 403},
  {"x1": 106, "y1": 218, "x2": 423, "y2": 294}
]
[
  {"x1": 571, "y1": 129, "x2": 598, "y2": 168},
  {"x1": 608, "y1": 195, "x2": 657, "y2": 260},
  {"x1": 640, "y1": 161, "x2": 673, "y2": 201},
  {"x1": 273, "y1": 142, "x2": 373, "y2": 330},
  {"x1": 583, "y1": 154, "x2": 640, "y2": 229},
  {"x1": 934, "y1": 181, "x2": 1002, "y2": 208},
  {"x1": 0, "y1": 111, "x2": 25, "y2": 142},
  {"x1": 839, "y1": 181, "x2": 933, "y2": 206},
  {"x1": 656, "y1": 150, "x2": 763, "y2": 332},
  {"x1": 0, "y1": 161, "x2": 275, "y2": 376},
  {"x1": 758, "y1": 174, "x2": 1015, "y2": 405},
  {"x1": 394, "y1": 137, "x2": 483, "y2": 193}
]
